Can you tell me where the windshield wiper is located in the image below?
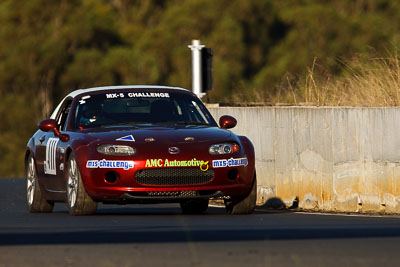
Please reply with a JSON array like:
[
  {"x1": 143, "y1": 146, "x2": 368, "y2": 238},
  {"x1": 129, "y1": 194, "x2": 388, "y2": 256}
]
[
  {"x1": 101, "y1": 122, "x2": 150, "y2": 127},
  {"x1": 176, "y1": 121, "x2": 210, "y2": 126},
  {"x1": 102, "y1": 121, "x2": 210, "y2": 127}
]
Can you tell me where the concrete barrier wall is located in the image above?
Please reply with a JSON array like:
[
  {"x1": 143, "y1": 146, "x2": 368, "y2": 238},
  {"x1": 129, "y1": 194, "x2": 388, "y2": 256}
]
[{"x1": 208, "y1": 107, "x2": 400, "y2": 213}]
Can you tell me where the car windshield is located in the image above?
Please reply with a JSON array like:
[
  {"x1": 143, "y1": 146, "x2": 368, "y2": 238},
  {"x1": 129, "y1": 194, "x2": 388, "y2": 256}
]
[{"x1": 71, "y1": 91, "x2": 217, "y2": 129}]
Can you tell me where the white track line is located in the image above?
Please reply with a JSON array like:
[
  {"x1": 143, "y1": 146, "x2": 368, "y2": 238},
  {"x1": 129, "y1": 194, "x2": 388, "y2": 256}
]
[
  {"x1": 211, "y1": 204, "x2": 400, "y2": 218},
  {"x1": 292, "y1": 211, "x2": 400, "y2": 218}
]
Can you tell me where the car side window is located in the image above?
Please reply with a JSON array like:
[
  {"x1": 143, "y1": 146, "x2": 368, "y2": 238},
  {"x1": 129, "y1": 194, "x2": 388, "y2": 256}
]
[{"x1": 55, "y1": 99, "x2": 72, "y2": 131}]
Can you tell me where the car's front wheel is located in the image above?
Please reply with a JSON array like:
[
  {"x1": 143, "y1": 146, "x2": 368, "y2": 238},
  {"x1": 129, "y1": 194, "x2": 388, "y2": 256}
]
[
  {"x1": 180, "y1": 199, "x2": 209, "y2": 214},
  {"x1": 225, "y1": 173, "x2": 257, "y2": 215},
  {"x1": 26, "y1": 155, "x2": 54, "y2": 213},
  {"x1": 66, "y1": 154, "x2": 97, "y2": 215}
]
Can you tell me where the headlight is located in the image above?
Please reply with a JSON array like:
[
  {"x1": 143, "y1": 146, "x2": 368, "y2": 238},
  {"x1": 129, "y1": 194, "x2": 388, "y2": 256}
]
[
  {"x1": 209, "y1": 143, "x2": 240, "y2": 155},
  {"x1": 97, "y1": 144, "x2": 136, "y2": 156}
]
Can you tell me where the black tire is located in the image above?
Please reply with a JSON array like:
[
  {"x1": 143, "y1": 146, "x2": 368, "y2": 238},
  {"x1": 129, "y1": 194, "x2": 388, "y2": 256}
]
[
  {"x1": 26, "y1": 155, "x2": 54, "y2": 213},
  {"x1": 66, "y1": 154, "x2": 97, "y2": 215},
  {"x1": 225, "y1": 173, "x2": 257, "y2": 215},
  {"x1": 180, "y1": 199, "x2": 209, "y2": 214}
]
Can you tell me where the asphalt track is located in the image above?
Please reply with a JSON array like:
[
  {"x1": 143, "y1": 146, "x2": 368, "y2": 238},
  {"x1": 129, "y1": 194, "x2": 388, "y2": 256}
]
[{"x1": 1, "y1": 178, "x2": 400, "y2": 266}]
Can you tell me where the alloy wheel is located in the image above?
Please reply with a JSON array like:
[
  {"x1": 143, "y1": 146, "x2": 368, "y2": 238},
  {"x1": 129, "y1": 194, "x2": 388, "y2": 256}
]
[
  {"x1": 67, "y1": 158, "x2": 78, "y2": 208},
  {"x1": 26, "y1": 157, "x2": 36, "y2": 205}
]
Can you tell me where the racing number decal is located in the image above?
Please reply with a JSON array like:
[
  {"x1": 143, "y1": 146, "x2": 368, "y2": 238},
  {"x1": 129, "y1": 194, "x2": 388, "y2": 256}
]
[{"x1": 44, "y1": 137, "x2": 59, "y2": 175}]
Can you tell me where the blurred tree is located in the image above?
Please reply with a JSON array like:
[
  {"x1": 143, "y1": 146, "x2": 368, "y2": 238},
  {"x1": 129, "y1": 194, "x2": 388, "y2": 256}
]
[{"x1": 1, "y1": 0, "x2": 400, "y2": 176}]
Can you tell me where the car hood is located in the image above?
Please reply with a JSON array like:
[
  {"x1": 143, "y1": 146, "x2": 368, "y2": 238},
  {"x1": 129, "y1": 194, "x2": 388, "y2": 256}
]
[{"x1": 81, "y1": 125, "x2": 232, "y2": 144}]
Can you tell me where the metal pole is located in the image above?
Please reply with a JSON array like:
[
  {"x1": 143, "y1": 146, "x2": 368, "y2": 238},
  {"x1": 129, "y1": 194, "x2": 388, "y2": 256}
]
[{"x1": 188, "y1": 39, "x2": 205, "y2": 98}]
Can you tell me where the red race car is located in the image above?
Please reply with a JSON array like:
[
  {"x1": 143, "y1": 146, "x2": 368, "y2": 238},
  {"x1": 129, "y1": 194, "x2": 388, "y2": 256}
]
[{"x1": 25, "y1": 86, "x2": 256, "y2": 215}]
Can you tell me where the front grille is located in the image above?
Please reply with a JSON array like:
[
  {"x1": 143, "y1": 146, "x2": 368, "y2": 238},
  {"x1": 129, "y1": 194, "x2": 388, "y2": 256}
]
[
  {"x1": 147, "y1": 191, "x2": 199, "y2": 197},
  {"x1": 125, "y1": 190, "x2": 221, "y2": 199},
  {"x1": 134, "y1": 168, "x2": 214, "y2": 186}
]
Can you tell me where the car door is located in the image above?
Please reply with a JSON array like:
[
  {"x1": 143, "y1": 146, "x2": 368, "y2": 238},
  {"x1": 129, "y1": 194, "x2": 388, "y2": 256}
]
[{"x1": 35, "y1": 98, "x2": 72, "y2": 193}]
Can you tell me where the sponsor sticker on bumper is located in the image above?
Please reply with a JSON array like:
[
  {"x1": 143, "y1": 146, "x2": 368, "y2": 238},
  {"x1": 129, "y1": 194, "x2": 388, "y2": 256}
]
[
  {"x1": 212, "y1": 157, "x2": 248, "y2": 168},
  {"x1": 86, "y1": 159, "x2": 134, "y2": 170}
]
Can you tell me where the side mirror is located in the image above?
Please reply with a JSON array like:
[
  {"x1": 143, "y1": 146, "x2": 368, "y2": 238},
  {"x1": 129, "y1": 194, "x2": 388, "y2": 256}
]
[
  {"x1": 38, "y1": 119, "x2": 58, "y2": 132},
  {"x1": 219, "y1": 115, "x2": 237, "y2": 129},
  {"x1": 38, "y1": 119, "x2": 70, "y2": 142}
]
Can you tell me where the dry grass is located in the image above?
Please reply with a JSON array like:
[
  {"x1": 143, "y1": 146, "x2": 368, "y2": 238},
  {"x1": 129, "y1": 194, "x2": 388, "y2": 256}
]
[
  {"x1": 275, "y1": 54, "x2": 400, "y2": 106},
  {"x1": 230, "y1": 54, "x2": 400, "y2": 107}
]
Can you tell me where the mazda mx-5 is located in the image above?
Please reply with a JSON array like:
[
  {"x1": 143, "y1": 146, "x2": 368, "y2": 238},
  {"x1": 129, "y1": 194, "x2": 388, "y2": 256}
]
[{"x1": 25, "y1": 86, "x2": 256, "y2": 215}]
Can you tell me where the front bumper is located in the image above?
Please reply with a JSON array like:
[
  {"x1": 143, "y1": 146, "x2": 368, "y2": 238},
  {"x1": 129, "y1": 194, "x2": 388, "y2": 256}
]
[
  {"x1": 81, "y1": 165, "x2": 253, "y2": 202},
  {"x1": 76, "y1": 151, "x2": 255, "y2": 202},
  {"x1": 99, "y1": 190, "x2": 226, "y2": 204}
]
